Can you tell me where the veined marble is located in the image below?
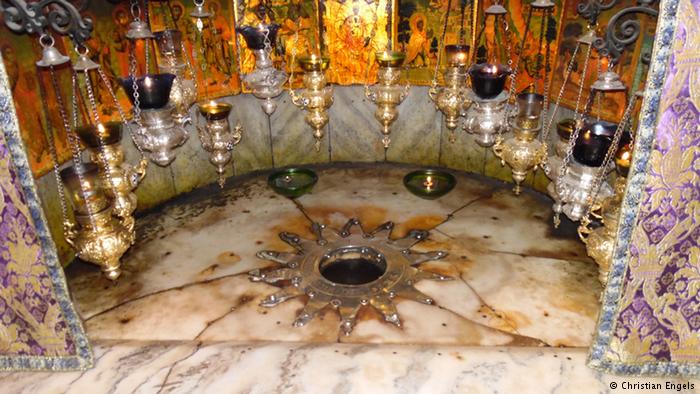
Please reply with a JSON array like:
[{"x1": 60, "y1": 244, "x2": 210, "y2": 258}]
[
  {"x1": 2, "y1": 341, "x2": 698, "y2": 394},
  {"x1": 67, "y1": 164, "x2": 599, "y2": 347}
]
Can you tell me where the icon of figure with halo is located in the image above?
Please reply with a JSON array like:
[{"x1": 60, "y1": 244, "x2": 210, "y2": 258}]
[{"x1": 405, "y1": 13, "x2": 430, "y2": 66}]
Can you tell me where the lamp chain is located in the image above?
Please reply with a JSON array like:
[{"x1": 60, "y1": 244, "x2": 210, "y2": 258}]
[
  {"x1": 70, "y1": 71, "x2": 98, "y2": 228},
  {"x1": 38, "y1": 64, "x2": 70, "y2": 229},
  {"x1": 80, "y1": 66, "x2": 121, "y2": 207},
  {"x1": 430, "y1": 0, "x2": 452, "y2": 90},
  {"x1": 508, "y1": 6, "x2": 532, "y2": 105},
  {"x1": 363, "y1": 0, "x2": 382, "y2": 94}
]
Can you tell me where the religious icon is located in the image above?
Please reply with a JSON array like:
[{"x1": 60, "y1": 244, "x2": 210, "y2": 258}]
[{"x1": 150, "y1": 0, "x2": 241, "y2": 98}]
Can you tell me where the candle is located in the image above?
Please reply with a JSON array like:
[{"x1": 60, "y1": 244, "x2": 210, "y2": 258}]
[
  {"x1": 76, "y1": 122, "x2": 122, "y2": 148},
  {"x1": 375, "y1": 50, "x2": 406, "y2": 67},
  {"x1": 198, "y1": 100, "x2": 232, "y2": 121},
  {"x1": 445, "y1": 45, "x2": 470, "y2": 67},
  {"x1": 469, "y1": 63, "x2": 511, "y2": 99},
  {"x1": 424, "y1": 176, "x2": 434, "y2": 190},
  {"x1": 615, "y1": 143, "x2": 632, "y2": 177},
  {"x1": 267, "y1": 168, "x2": 318, "y2": 198},
  {"x1": 403, "y1": 169, "x2": 456, "y2": 200},
  {"x1": 556, "y1": 118, "x2": 576, "y2": 140},
  {"x1": 298, "y1": 55, "x2": 330, "y2": 72}
]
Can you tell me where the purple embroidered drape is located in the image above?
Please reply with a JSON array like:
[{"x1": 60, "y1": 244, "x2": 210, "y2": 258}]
[{"x1": 591, "y1": 0, "x2": 700, "y2": 375}]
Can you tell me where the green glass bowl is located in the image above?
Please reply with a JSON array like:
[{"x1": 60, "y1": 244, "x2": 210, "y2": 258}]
[
  {"x1": 267, "y1": 168, "x2": 318, "y2": 198},
  {"x1": 403, "y1": 169, "x2": 456, "y2": 200}
]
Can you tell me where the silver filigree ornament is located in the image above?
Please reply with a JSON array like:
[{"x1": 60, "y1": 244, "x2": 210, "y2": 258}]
[{"x1": 251, "y1": 219, "x2": 452, "y2": 335}]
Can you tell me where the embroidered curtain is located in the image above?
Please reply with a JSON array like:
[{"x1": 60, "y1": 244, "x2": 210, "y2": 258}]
[
  {"x1": 590, "y1": 0, "x2": 700, "y2": 376},
  {"x1": 0, "y1": 51, "x2": 92, "y2": 371}
]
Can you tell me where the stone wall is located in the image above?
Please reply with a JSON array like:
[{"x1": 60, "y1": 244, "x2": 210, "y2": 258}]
[{"x1": 34, "y1": 85, "x2": 576, "y2": 264}]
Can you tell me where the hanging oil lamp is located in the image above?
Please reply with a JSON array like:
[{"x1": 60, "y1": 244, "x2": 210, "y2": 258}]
[
  {"x1": 492, "y1": 0, "x2": 556, "y2": 193},
  {"x1": 290, "y1": 54, "x2": 334, "y2": 151},
  {"x1": 236, "y1": 23, "x2": 287, "y2": 115},
  {"x1": 76, "y1": 122, "x2": 147, "y2": 219},
  {"x1": 577, "y1": 89, "x2": 638, "y2": 282},
  {"x1": 464, "y1": 62, "x2": 511, "y2": 147},
  {"x1": 428, "y1": 0, "x2": 473, "y2": 144},
  {"x1": 429, "y1": 44, "x2": 471, "y2": 143},
  {"x1": 578, "y1": 176, "x2": 626, "y2": 285},
  {"x1": 35, "y1": 31, "x2": 141, "y2": 281},
  {"x1": 196, "y1": 101, "x2": 243, "y2": 187},
  {"x1": 463, "y1": 3, "x2": 512, "y2": 147},
  {"x1": 365, "y1": 50, "x2": 410, "y2": 148},
  {"x1": 120, "y1": 73, "x2": 189, "y2": 166},
  {"x1": 429, "y1": 0, "x2": 478, "y2": 143},
  {"x1": 493, "y1": 88, "x2": 547, "y2": 195},
  {"x1": 69, "y1": 45, "x2": 143, "y2": 274},
  {"x1": 551, "y1": 66, "x2": 635, "y2": 225},
  {"x1": 122, "y1": 0, "x2": 188, "y2": 167},
  {"x1": 61, "y1": 163, "x2": 134, "y2": 280},
  {"x1": 154, "y1": 29, "x2": 197, "y2": 125},
  {"x1": 544, "y1": 28, "x2": 598, "y2": 208}
]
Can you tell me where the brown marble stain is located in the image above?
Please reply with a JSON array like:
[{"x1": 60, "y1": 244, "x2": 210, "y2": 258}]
[
  {"x1": 217, "y1": 251, "x2": 242, "y2": 265},
  {"x1": 267, "y1": 214, "x2": 317, "y2": 250},
  {"x1": 392, "y1": 215, "x2": 445, "y2": 238},
  {"x1": 549, "y1": 263, "x2": 601, "y2": 319},
  {"x1": 500, "y1": 310, "x2": 532, "y2": 330},
  {"x1": 355, "y1": 304, "x2": 384, "y2": 323},
  {"x1": 477, "y1": 305, "x2": 518, "y2": 333},
  {"x1": 416, "y1": 262, "x2": 460, "y2": 278},
  {"x1": 451, "y1": 352, "x2": 465, "y2": 361},
  {"x1": 197, "y1": 252, "x2": 243, "y2": 280},
  {"x1": 305, "y1": 205, "x2": 390, "y2": 232},
  {"x1": 233, "y1": 293, "x2": 255, "y2": 309}
]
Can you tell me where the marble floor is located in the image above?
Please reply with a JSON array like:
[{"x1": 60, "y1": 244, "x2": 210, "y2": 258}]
[
  {"x1": 5, "y1": 341, "x2": 698, "y2": 394},
  {"x1": 65, "y1": 164, "x2": 602, "y2": 348}
]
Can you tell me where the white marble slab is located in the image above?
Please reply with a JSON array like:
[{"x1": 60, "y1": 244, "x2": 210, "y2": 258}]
[
  {"x1": 67, "y1": 179, "x2": 307, "y2": 319},
  {"x1": 66, "y1": 165, "x2": 600, "y2": 348},
  {"x1": 2, "y1": 341, "x2": 698, "y2": 394}
]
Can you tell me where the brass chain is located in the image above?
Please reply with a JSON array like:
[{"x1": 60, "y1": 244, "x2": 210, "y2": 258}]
[
  {"x1": 70, "y1": 72, "x2": 98, "y2": 228},
  {"x1": 128, "y1": 41, "x2": 142, "y2": 126},
  {"x1": 195, "y1": 7, "x2": 210, "y2": 100},
  {"x1": 508, "y1": 6, "x2": 532, "y2": 103},
  {"x1": 540, "y1": 8, "x2": 552, "y2": 139},
  {"x1": 79, "y1": 65, "x2": 121, "y2": 208},
  {"x1": 39, "y1": 64, "x2": 70, "y2": 229},
  {"x1": 430, "y1": 0, "x2": 452, "y2": 90},
  {"x1": 555, "y1": 87, "x2": 595, "y2": 198},
  {"x1": 96, "y1": 65, "x2": 148, "y2": 158},
  {"x1": 144, "y1": 0, "x2": 151, "y2": 74},
  {"x1": 502, "y1": 13, "x2": 512, "y2": 73},
  {"x1": 543, "y1": 41, "x2": 580, "y2": 143},
  {"x1": 363, "y1": 0, "x2": 383, "y2": 94},
  {"x1": 534, "y1": 8, "x2": 545, "y2": 95}
]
